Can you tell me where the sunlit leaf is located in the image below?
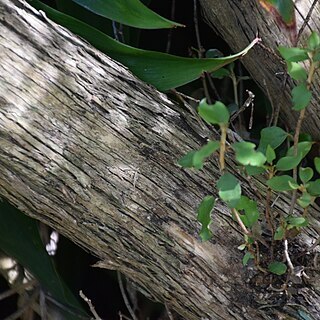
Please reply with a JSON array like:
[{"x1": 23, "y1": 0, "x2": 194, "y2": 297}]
[
  {"x1": 198, "y1": 100, "x2": 230, "y2": 125},
  {"x1": 297, "y1": 192, "x2": 314, "y2": 208},
  {"x1": 197, "y1": 196, "x2": 215, "y2": 241},
  {"x1": 287, "y1": 216, "x2": 308, "y2": 227},
  {"x1": 307, "y1": 31, "x2": 320, "y2": 51},
  {"x1": 28, "y1": 0, "x2": 258, "y2": 91},
  {"x1": 233, "y1": 141, "x2": 266, "y2": 167},
  {"x1": 286, "y1": 141, "x2": 313, "y2": 159}
]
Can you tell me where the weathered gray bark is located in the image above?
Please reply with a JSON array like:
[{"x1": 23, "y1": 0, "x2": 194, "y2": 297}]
[
  {"x1": 0, "y1": 0, "x2": 320, "y2": 319},
  {"x1": 200, "y1": 0, "x2": 320, "y2": 140}
]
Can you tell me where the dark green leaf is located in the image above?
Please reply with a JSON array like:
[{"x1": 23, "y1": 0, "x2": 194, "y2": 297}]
[
  {"x1": 233, "y1": 142, "x2": 266, "y2": 167},
  {"x1": 276, "y1": 154, "x2": 302, "y2": 171},
  {"x1": 217, "y1": 173, "x2": 241, "y2": 208},
  {"x1": 268, "y1": 261, "x2": 287, "y2": 275},
  {"x1": 198, "y1": 100, "x2": 230, "y2": 125},
  {"x1": 71, "y1": 0, "x2": 183, "y2": 29},
  {"x1": 197, "y1": 196, "x2": 215, "y2": 241},
  {"x1": 287, "y1": 216, "x2": 308, "y2": 227},
  {"x1": 314, "y1": 157, "x2": 320, "y2": 174},
  {"x1": 245, "y1": 165, "x2": 266, "y2": 176},
  {"x1": 292, "y1": 84, "x2": 312, "y2": 111},
  {"x1": 28, "y1": 1, "x2": 258, "y2": 91},
  {"x1": 267, "y1": 175, "x2": 297, "y2": 191},
  {"x1": 299, "y1": 167, "x2": 313, "y2": 184},
  {"x1": 278, "y1": 46, "x2": 308, "y2": 62},
  {"x1": 206, "y1": 49, "x2": 224, "y2": 58},
  {"x1": 287, "y1": 141, "x2": 313, "y2": 159},
  {"x1": 258, "y1": 126, "x2": 288, "y2": 154},
  {"x1": 0, "y1": 201, "x2": 87, "y2": 319},
  {"x1": 242, "y1": 252, "x2": 254, "y2": 266},
  {"x1": 306, "y1": 179, "x2": 320, "y2": 196},
  {"x1": 287, "y1": 62, "x2": 307, "y2": 81}
]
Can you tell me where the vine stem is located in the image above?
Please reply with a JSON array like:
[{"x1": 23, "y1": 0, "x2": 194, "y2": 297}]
[{"x1": 219, "y1": 125, "x2": 227, "y2": 171}]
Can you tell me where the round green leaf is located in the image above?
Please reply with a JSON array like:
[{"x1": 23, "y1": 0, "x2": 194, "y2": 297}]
[
  {"x1": 217, "y1": 173, "x2": 241, "y2": 208},
  {"x1": 287, "y1": 62, "x2": 307, "y2": 81},
  {"x1": 292, "y1": 84, "x2": 312, "y2": 111},
  {"x1": 233, "y1": 142, "x2": 266, "y2": 167},
  {"x1": 297, "y1": 192, "x2": 314, "y2": 208},
  {"x1": 276, "y1": 155, "x2": 301, "y2": 171},
  {"x1": 198, "y1": 99, "x2": 230, "y2": 125},
  {"x1": 258, "y1": 126, "x2": 288, "y2": 154},
  {"x1": 299, "y1": 167, "x2": 313, "y2": 184},
  {"x1": 307, "y1": 31, "x2": 320, "y2": 51},
  {"x1": 278, "y1": 46, "x2": 308, "y2": 62},
  {"x1": 287, "y1": 216, "x2": 308, "y2": 227},
  {"x1": 268, "y1": 261, "x2": 287, "y2": 275},
  {"x1": 274, "y1": 226, "x2": 285, "y2": 241},
  {"x1": 306, "y1": 179, "x2": 320, "y2": 196},
  {"x1": 267, "y1": 175, "x2": 297, "y2": 191},
  {"x1": 242, "y1": 252, "x2": 254, "y2": 266},
  {"x1": 266, "y1": 145, "x2": 276, "y2": 164}
]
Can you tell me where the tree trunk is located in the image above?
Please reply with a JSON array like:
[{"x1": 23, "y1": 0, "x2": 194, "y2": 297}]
[
  {"x1": 0, "y1": 1, "x2": 320, "y2": 319},
  {"x1": 199, "y1": 0, "x2": 320, "y2": 140}
]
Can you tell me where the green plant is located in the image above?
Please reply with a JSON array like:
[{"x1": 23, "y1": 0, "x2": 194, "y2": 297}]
[{"x1": 179, "y1": 31, "x2": 320, "y2": 277}]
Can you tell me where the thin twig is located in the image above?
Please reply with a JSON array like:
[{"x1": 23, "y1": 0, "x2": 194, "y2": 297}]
[
  {"x1": 284, "y1": 239, "x2": 294, "y2": 272},
  {"x1": 4, "y1": 287, "x2": 39, "y2": 320},
  {"x1": 79, "y1": 290, "x2": 102, "y2": 320},
  {"x1": 0, "y1": 279, "x2": 37, "y2": 301},
  {"x1": 165, "y1": 303, "x2": 174, "y2": 320},
  {"x1": 117, "y1": 271, "x2": 138, "y2": 320},
  {"x1": 296, "y1": 0, "x2": 318, "y2": 44}
]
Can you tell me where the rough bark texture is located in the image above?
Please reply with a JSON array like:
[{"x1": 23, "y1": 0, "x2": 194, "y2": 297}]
[
  {"x1": 0, "y1": 1, "x2": 320, "y2": 319},
  {"x1": 199, "y1": 0, "x2": 320, "y2": 140}
]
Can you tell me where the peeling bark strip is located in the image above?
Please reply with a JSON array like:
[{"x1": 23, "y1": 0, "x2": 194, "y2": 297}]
[
  {"x1": 199, "y1": 0, "x2": 320, "y2": 140},
  {"x1": 0, "y1": 0, "x2": 320, "y2": 319}
]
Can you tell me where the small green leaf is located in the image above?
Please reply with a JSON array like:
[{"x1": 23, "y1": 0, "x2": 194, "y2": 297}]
[
  {"x1": 314, "y1": 157, "x2": 320, "y2": 174},
  {"x1": 258, "y1": 126, "x2": 288, "y2": 154},
  {"x1": 242, "y1": 252, "x2": 254, "y2": 266},
  {"x1": 274, "y1": 226, "x2": 286, "y2": 240},
  {"x1": 198, "y1": 99, "x2": 230, "y2": 125},
  {"x1": 267, "y1": 175, "x2": 297, "y2": 191},
  {"x1": 178, "y1": 141, "x2": 220, "y2": 169},
  {"x1": 297, "y1": 192, "x2": 314, "y2": 208},
  {"x1": 292, "y1": 84, "x2": 312, "y2": 111},
  {"x1": 287, "y1": 141, "x2": 313, "y2": 159},
  {"x1": 276, "y1": 154, "x2": 302, "y2": 171},
  {"x1": 278, "y1": 46, "x2": 309, "y2": 62},
  {"x1": 197, "y1": 196, "x2": 215, "y2": 241},
  {"x1": 266, "y1": 145, "x2": 276, "y2": 164},
  {"x1": 236, "y1": 196, "x2": 260, "y2": 228},
  {"x1": 268, "y1": 261, "x2": 287, "y2": 275},
  {"x1": 178, "y1": 151, "x2": 197, "y2": 168},
  {"x1": 233, "y1": 142, "x2": 266, "y2": 167},
  {"x1": 299, "y1": 167, "x2": 313, "y2": 184},
  {"x1": 307, "y1": 31, "x2": 320, "y2": 51},
  {"x1": 306, "y1": 179, "x2": 320, "y2": 196},
  {"x1": 245, "y1": 165, "x2": 266, "y2": 176},
  {"x1": 287, "y1": 216, "x2": 308, "y2": 227},
  {"x1": 217, "y1": 173, "x2": 241, "y2": 208},
  {"x1": 287, "y1": 62, "x2": 307, "y2": 81},
  {"x1": 288, "y1": 180, "x2": 300, "y2": 189}
]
